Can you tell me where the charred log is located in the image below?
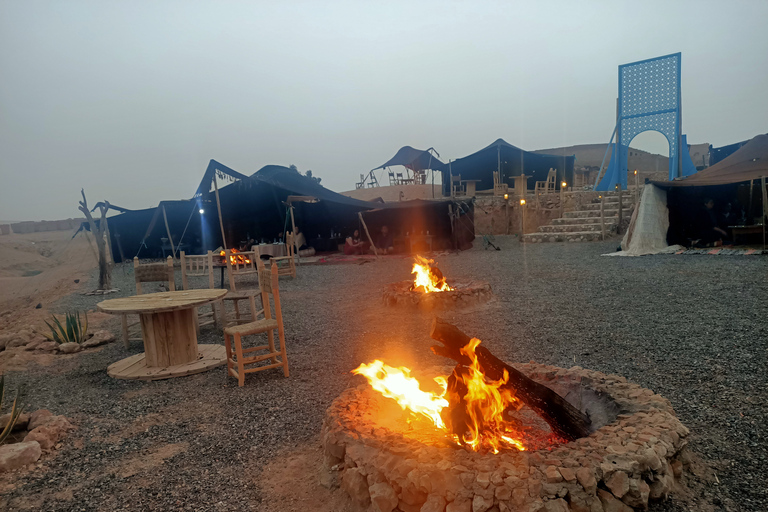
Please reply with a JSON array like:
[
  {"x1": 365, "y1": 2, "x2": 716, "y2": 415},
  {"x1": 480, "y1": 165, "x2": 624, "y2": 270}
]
[{"x1": 430, "y1": 318, "x2": 592, "y2": 441}]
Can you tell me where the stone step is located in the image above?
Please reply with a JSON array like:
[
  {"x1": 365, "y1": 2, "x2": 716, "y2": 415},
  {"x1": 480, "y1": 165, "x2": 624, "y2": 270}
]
[
  {"x1": 522, "y1": 231, "x2": 607, "y2": 243},
  {"x1": 551, "y1": 216, "x2": 618, "y2": 226},
  {"x1": 563, "y1": 208, "x2": 632, "y2": 219},
  {"x1": 579, "y1": 201, "x2": 632, "y2": 211},
  {"x1": 537, "y1": 223, "x2": 615, "y2": 233}
]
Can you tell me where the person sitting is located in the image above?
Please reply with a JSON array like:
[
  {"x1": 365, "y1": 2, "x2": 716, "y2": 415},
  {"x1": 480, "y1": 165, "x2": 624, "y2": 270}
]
[
  {"x1": 343, "y1": 229, "x2": 368, "y2": 255},
  {"x1": 696, "y1": 198, "x2": 731, "y2": 247},
  {"x1": 375, "y1": 225, "x2": 395, "y2": 255}
]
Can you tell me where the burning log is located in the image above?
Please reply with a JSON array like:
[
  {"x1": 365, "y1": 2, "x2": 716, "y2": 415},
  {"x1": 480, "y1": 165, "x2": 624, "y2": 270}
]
[{"x1": 430, "y1": 318, "x2": 592, "y2": 441}]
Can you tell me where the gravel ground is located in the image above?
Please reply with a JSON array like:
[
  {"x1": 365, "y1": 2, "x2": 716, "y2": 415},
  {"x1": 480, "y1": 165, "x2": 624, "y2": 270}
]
[{"x1": 2, "y1": 238, "x2": 766, "y2": 511}]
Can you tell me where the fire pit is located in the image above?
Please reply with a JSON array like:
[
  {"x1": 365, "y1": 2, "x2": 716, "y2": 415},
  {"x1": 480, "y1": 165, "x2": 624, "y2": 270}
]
[
  {"x1": 383, "y1": 256, "x2": 492, "y2": 310},
  {"x1": 322, "y1": 321, "x2": 691, "y2": 512}
]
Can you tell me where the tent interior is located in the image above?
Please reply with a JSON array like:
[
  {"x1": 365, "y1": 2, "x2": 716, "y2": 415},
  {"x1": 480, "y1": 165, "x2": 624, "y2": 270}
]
[
  {"x1": 438, "y1": 139, "x2": 575, "y2": 196},
  {"x1": 619, "y1": 134, "x2": 768, "y2": 255},
  {"x1": 360, "y1": 199, "x2": 475, "y2": 253}
]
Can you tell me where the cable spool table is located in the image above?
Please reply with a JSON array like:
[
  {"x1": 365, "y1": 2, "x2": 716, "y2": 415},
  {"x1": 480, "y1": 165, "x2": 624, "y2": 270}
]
[{"x1": 98, "y1": 289, "x2": 227, "y2": 381}]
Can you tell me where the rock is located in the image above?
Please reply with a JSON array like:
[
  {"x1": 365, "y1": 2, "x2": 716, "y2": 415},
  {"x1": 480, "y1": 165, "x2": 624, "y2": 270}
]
[
  {"x1": 621, "y1": 479, "x2": 649, "y2": 509},
  {"x1": 319, "y1": 468, "x2": 340, "y2": 489},
  {"x1": 35, "y1": 303, "x2": 42, "y2": 309},
  {"x1": 0, "y1": 441, "x2": 41, "y2": 472},
  {"x1": 446, "y1": 498, "x2": 472, "y2": 512},
  {"x1": 545, "y1": 465, "x2": 563, "y2": 483},
  {"x1": 0, "y1": 335, "x2": 11, "y2": 350},
  {"x1": 472, "y1": 495, "x2": 492, "y2": 512},
  {"x1": 0, "y1": 412, "x2": 30, "y2": 431},
  {"x1": 342, "y1": 468, "x2": 371, "y2": 508},
  {"x1": 74, "y1": 279, "x2": 80, "y2": 283},
  {"x1": 557, "y1": 467, "x2": 576, "y2": 482},
  {"x1": 575, "y1": 467, "x2": 597, "y2": 495},
  {"x1": 543, "y1": 499, "x2": 569, "y2": 512},
  {"x1": 605, "y1": 471, "x2": 629, "y2": 499},
  {"x1": 36, "y1": 341, "x2": 58, "y2": 352},
  {"x1": 670, "y1": 459, "x2": 683, "y2": 478},
  {"x1": 420, "y1": 494, "x2": 446, "y2": 512},
  {"x1": 6, "y1": 337, "x2": 28, "y2": 349},
  {"x1": 649, "y1": 473, "x2": 674, "y2": 500},
  {"x1": 81, "y1": 330, "x2": 115, "y2": 348},
  {"x1": 57, "y1": 342, "x2": 81, "y2": 354},
  {"x1": 369, "y1": 482, "x2": 398, "y2": 512},
  {"x1": 23, "y1": 415, "x2": 74, "y2": 450},
  {"x1": 597, "y1": 489, "x2": 632, "y2": 512}
]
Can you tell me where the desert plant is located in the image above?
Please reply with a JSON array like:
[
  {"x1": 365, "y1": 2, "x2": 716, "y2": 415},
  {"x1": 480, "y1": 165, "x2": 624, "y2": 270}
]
[
  {"x1": 43, "y1": 311, "x2": 88, "y2": 344},
  {"x1": 0, "y1": 375, "x2": 24, "y2": 444}
]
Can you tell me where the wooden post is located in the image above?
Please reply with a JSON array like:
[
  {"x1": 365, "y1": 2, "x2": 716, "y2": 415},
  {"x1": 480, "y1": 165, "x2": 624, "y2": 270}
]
[
  {"x1": 761, "y1": 176, "x2": 767, "y2": 250},
  {"x1": 634, "y1": 169, "x2": 639, "y2": 206},
  {"x1": 162, "y1": 205, "x2": 176, "y2": 260},
  {"x1": 600, "y1": 195, "x2": 606, "y2": 240},
  {"x1": 617, "y1": 184, "x2": 623, "y2": 233},
  {"x1": 213, "y1": 175, "x2": 227, "y2": 250},
  {"x1": 103, "y1": 214, "x2": 114, "y2": 265},
  {"x1": 559, "y1": 181, "x2": 565, "y2": 218},
  {"x1": 358, "y1": 212, "x2": 378, "y2": 257},
  {"x1": 288, "y1": 204, "x2": 300, "y2": 266}
]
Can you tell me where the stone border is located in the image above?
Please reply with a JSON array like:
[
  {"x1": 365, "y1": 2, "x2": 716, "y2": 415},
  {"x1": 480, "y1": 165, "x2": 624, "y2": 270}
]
[
  {"x1": 382, "y1": 280, "x2": 493, "y2": 310},
  {"x1": 322, "y1": 363, "x2": 690, "y2": 512}
]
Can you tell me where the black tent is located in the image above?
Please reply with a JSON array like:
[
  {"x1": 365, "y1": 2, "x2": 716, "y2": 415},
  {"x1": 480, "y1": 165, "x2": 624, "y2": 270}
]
[
  {"x1": 438, "y1": 139, "x2": 575, "y2": 196},
  {"x1": 372, "y1": 146, "x2": 444, "y2": 172}
]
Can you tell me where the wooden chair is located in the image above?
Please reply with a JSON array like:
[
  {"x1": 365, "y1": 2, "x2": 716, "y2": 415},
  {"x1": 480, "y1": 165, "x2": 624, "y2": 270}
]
[
  {"x1": 451, "y1": 174, "x2": 464, "y2": 196},
  {"x1": 535, "y1": 169, "x2": 557, "y2": 195},
  {"x1": 270, "y1": 232, "x2": 296, "y2": 278},
  {"x1": 180, "y1": 251, "x2": 220, "y2": 330},
  {"x1": 223, "y1": 264, "x2": 289, "y2": 386},
  {"x1": 121, "y1": 256, "x2": 175, "y2": 348},
  {"x1": 388, "y1": 171, "x2": 397, "y2": 186},
  {"x1": 222, "y1": 247, "x2": 263, "y2": 327}
]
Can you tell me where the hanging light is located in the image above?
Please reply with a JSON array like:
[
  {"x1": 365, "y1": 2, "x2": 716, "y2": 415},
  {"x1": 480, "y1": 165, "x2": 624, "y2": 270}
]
[
  {"x1": 199, "y1": 208, "x2": 205, "y2": 214},
  {"x1": 520, "y1": 198, "x2": 526, "y2": 205},
  {"x1": 503, "y1": 193, "x2": 509, "y2": 200}
]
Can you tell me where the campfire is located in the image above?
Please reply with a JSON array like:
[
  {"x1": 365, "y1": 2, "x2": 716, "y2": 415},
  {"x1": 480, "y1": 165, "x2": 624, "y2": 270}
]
[
  {"x1": 324, "y1": 319, "x2": 693, "y2": 511},
  {"x1": 353, "y1": 335, "x2": 527, "y2": 454},
  {"x1": 220, "y1": 248, "x2": 251, "y2": 265},
  {"x1": 410, "y1": 255, "x2": 453, "y2": 293},
  {"x1": 383, "y1": 260, "x2": 493, "y2": 309}
]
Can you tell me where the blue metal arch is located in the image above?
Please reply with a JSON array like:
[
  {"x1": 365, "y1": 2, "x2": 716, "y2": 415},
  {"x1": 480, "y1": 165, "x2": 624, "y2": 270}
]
[{"x1": 597, "y1": 53, "x2": 693, "y2": 191}]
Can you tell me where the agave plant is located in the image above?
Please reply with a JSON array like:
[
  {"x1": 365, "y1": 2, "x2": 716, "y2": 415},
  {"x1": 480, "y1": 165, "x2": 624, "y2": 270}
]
[
  {"x1": 43, "y1": 311, "x2": 88, "y2": 344},
  {"x1": 0, "y1": 375, "x2": 24, "y2": 444}
]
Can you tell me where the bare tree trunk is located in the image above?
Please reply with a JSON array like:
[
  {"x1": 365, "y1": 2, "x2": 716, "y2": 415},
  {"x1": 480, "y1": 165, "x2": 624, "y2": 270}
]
[{"x1": 78, "y1": 189, "x2": 112, "y2": 290}]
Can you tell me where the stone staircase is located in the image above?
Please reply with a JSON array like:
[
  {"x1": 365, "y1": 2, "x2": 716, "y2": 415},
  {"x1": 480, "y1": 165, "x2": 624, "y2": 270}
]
[{"x1": 523, "y1": 194, "x2": 633, "y2": 243}]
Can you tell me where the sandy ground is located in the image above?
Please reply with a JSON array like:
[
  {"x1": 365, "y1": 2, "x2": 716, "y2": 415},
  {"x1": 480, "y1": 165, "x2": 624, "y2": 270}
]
[
  {"x1": 0, "y1": 230, "x2": 99, "y2": 330},
  {"x1": 0, "y1": 237, "x2": 766, "y2": 511}
]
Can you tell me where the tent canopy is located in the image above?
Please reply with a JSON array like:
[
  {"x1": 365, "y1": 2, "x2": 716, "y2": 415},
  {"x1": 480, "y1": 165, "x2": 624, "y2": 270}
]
[
  {"x1": 654, "y1": 134, "x2": 768, "y2": 188},
  {"x1": 437, "y1": 138, "x2": 575, "y2": 195},
  {"x1": 372, "y1": 146, "x2": 444, "y2": 172}
]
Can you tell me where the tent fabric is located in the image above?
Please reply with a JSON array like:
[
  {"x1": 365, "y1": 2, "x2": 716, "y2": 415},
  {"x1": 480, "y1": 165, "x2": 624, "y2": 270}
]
[
  {"x1": 372, "y1": 146, "x2": 444, "y2": 172},
  {"x1": 653, "y1": 134, "x2": 768, "y2": 188},
  {"x1": 437, "y1": 138, "x2": 575, "y2": 196},
  {"x1": 605, "y1": 184, "x2": 673, "y2": 256},
  {"x1": 193, "y1": 159, "x2": 250, "y2": 198}
]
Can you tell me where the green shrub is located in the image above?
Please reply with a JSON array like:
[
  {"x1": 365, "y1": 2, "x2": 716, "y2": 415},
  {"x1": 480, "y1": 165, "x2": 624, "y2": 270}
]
[
  {"x1": 43, "y1": 311, "x2": 88, "y2": 345},
  {"x1": 0, "y1": 376, "x2": 25, "y2": 444}
]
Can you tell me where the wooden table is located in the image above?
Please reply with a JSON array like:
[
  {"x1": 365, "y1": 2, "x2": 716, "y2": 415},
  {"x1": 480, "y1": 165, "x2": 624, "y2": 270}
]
[
  {"x1": 729, "y1": 225, "x2": 764, "y2": 245},
  {"x1": 98, "y1": 289, "x2": 227, "y2": 381}
]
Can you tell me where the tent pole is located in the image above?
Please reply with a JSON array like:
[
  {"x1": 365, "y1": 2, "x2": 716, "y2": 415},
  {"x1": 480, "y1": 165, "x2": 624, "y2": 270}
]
[
  {"x1": 162, "y1": 205, "x2": 176, "y2": 261},
  {"x1": 173, "y1": 202, "x2": 197, "y2": 258},
  {"x1": 761, "y1": 176, "x2": 767, "y2": 250},
  {"x1": 102, "y1": 214, "x2": 114, "y2": 265},
  {"x1": 594, "y1": 121, "x2": 618, "y2": 188},
  {"x1": 213, "y1": 175, "x2": 227, "y2": 250},
  {"x1": 289, "y1": 204, "x2": 300, "y2": 266},
  {"x1": 748, "y1": 179, "x2": 754, "y2": 220},
  {"x1": 358, "y1": 212, "x2": 378, "y2": 258}
]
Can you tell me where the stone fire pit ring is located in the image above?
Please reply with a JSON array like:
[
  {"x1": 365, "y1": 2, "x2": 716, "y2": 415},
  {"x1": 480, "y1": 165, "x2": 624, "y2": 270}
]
[
  {"x1": 382, "y1": 279, "x2": 493, "y2": 310},
  {"x1": 322, "y1": 363, "x2": 690, "y2": 512}
]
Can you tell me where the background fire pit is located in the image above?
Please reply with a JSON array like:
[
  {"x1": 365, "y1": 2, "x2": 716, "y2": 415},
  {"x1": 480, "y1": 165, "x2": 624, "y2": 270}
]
[
  {"x1": 383, "y1": 279, "x2": 493, "y2": 310},
  {"x1": 322, "y1": 363, "x2": 691, "y2": 512}
]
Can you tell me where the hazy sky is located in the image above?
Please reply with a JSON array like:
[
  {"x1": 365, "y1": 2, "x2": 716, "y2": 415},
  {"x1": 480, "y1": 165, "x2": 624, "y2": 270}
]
[{"x1": 1, "y1": 0, "x2": 766, "y2": 221}]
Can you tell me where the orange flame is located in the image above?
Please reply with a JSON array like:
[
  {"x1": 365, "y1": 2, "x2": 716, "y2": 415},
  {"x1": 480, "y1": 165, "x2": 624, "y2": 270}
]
[
  {"x1": 220, "y1": 248, "x2": 251, "y2": 265},
  {"x1": 411, "y1": 255, "x2": 453, "y2": 293},
  {"x1": 353, "y1": 338, "x2": 525, "y2": 453},
  {"x1": 353, "y1": 361, "x2": 449, "y2": 428}
]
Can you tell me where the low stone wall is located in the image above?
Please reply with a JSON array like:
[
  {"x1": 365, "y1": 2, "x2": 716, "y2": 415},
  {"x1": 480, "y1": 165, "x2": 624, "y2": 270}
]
[
  {"x1": 473, "y1": 192, "x2": 605, "y2": 236},
  {"x1": 0, "y1": 224, "x2": 10, "y2": 235},
  {"x1": 323, "y1": 363, "x2": 691, "y2": 512},
  {"x1": 8, "y1": 218, "x2": 81, "y2": 234}
]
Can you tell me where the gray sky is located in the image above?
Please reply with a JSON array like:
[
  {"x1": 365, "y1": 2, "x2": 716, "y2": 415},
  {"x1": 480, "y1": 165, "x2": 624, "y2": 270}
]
[{"x1": 1, "y1": 0, "x2": 766, "y2": 221}]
